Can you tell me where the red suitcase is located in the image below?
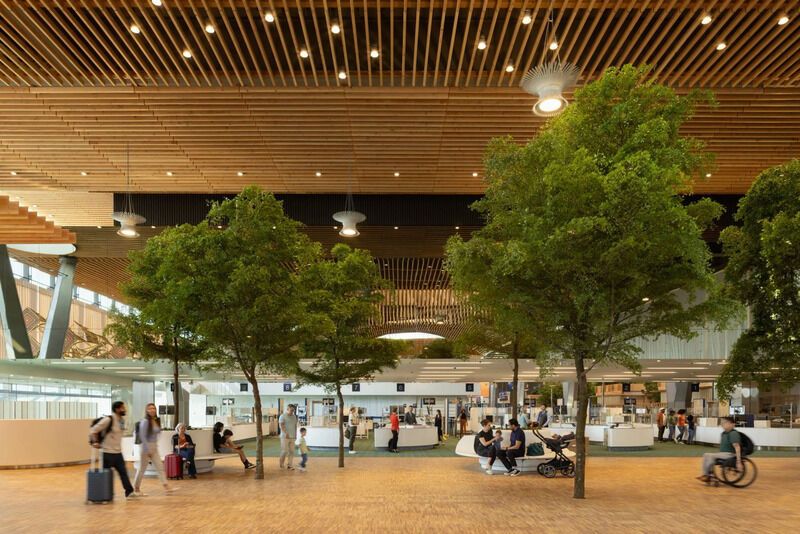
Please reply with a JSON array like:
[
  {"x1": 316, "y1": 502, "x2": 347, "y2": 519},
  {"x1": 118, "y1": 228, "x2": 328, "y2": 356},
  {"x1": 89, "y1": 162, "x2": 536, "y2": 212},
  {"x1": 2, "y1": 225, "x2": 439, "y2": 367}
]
[{"x1": 165, "y1": 453, "x2": 183, "y2": 480}]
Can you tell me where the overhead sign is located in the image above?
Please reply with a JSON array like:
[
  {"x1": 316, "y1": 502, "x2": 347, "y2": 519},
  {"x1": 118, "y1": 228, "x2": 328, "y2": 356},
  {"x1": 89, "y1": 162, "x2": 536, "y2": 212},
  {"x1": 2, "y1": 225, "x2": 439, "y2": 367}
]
[
  {"x1": 422, "y1": 397, "x2": 436, "y2": 405},
  {"x1": 351, "y1": 383, "x2": 361, "y2": 392},
  {"x1": 622, "y1": 383, "x2": 631, "y2": 393},
  {"x1": 623, "y1": 397, "x2": 637, "y2": 405},
  {"x1": 222, "y1": 398, "x2": 235, "y2": 406},
  {"x1": 465, "y1": 383, "x2": 475, "y2": 392},
  {"x1": 322, "y1": 398, "x2": 335, "y2": 406},
  {"x1": 691, "y1": 383, "x2": 700, "y2": 392},
  {"x1": 283, "y1": 382, "x2": 292, "y2": 392},
  {"x1": 397, "y1": 383, "x2": 405, "y2": 392}
]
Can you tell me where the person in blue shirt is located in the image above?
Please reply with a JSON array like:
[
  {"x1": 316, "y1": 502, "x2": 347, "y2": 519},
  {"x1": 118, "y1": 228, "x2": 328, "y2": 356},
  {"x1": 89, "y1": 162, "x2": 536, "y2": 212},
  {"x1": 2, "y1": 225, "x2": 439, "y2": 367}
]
[{"x1": 506, "y1": 418, "x2": 525, "y2": 476}]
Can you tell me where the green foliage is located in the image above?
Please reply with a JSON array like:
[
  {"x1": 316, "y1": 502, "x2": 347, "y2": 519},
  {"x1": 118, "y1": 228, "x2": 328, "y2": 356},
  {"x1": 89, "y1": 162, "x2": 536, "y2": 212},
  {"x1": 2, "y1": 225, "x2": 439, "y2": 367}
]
[
  {"x1": 447, "y1": 65, "x2": 736, "y2": 498},
  {"x1": 419, "y1": 338, "x2": 463, "y2": 359},
  {"x1": 643, "y1": 381, "x2": 662, "y2": 403},
  {"x1": 718, "y1": 159, "x2": 800, "y2": 399},
  {"x1": 535, "y1": 382, "x2": 563, "y2": 404},
  {"x1": 294, "y1": 244, "x2": 403, "y2": 467}
]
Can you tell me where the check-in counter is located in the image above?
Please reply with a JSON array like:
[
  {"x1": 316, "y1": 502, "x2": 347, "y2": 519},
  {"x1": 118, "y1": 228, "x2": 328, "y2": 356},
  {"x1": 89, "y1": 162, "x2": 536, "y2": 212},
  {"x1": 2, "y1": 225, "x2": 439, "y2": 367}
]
[
  {"x1": 604, "y1": 425, "x2": 653, "y2": 451},
  {"x1": 304, "y1": 426, "x2": 342, "y2": 449},
  {"x1": 0, "y1": 418, "x2": 93, "y2": 468},
  {"x1": 374, "y1": 425, "x2": 438, "y2": 450}
]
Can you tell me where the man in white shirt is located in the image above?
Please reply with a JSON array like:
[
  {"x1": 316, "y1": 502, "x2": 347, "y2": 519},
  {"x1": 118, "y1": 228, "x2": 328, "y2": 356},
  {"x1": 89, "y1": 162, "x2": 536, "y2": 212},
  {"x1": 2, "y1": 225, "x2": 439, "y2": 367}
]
[
  {"x1": 347, "y1": 407, "x2": 360, "y2": 455},
  {"x1": 89, "y1": 401, "x2": 135, "y2": 499},
  {"x1": 279, "y1": 404, "x2": 298, "y2": 470}
]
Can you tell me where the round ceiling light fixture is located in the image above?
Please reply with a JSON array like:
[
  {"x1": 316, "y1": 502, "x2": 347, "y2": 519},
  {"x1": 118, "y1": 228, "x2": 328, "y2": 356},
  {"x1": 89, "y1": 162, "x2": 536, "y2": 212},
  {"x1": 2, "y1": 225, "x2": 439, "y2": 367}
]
[
  {"x1": 549, "y1": 40, "x2": 559, "y2": 50},
  {"x1": 332, "y1": 210, "x2": 366, "y2": 237},
  {"x1": 701, "y1": 14, "x2": 712, "y2": 25},
  {"x1": 338, "y1": 70, "x2": 347, "y2": 80},
  {"x1": 264, "y1": 12, "x2": 275, "y2": 23},
  {"x1": 130, "y1": 23, "x2": 141, "y2": 34},
  {"x1": 505, "y1": 64, "x2": 514, "y2": 73},
  {"x1": 520, "y1": 62, "x2": 580, "y2": 117},
  {"x1": 182, "y1": 49, "x2": 193, "y2": 59},
  {"x1": 331, "y1": 22, "x2": 341, "y2": 34},
  {"x1": 299, "y1": 48, "x2": 309, "y2": 59},
  {"x1": 522, "y1": 12, "x2": 532, "y2": 25},
  {"x1": 205, "y1": 23, "x2": 216, "y2": 34},
  {"x1": 151, "y1": 0, "x2": 162, "y2": 6},
  {"x1": 716, "y1": 42, "x2": 727, "y2": 51},
  {"x1": 778, "y1": 15, "x2": 789, "y2": 26},
  {"x1": 370, "y1": 48, "x2": 379, "y2": 58},
  {"x1": 477, "y1": 37, "x2": 487, "y2": 50},
  {"x1": 112, "y1": 143, "x2": 146, "y2": 239}
]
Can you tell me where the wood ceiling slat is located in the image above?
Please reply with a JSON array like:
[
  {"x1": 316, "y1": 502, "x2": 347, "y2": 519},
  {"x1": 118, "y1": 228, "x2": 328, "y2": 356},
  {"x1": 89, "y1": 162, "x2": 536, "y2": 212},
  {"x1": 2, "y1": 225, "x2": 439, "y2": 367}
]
[
  {"x1": 376, "y1": 0, "x2": 383, "y2": 85},
  {"x1": 348, "y1": 0, "x2": 362, "y2": 85},
  {"x1": 505, "y1": 0, "x2": 537, "y2": 86},
  {"x1": 331, "y1": 0, "x2": 350, "y2": 85},
  {"x1": 441, "y1": 0, "x2": 460, "y2": 86},
  {"x1": 295, "y1": 0, "x2": 318, "y2": 85},
  {"x1": 61, "y1": 0, "x2": 122, "y2": 85},
  {"x1": 400, "y1": 0, "x2": 407, "y2": 86},
  {"x1": 411, "y1": 0, "x2": 420, "y2": 86},
  {"x1": 431, "y1": 0, "x2": 446, "y2": 86},
  {"x1": 473, "y1": 0, "x2": 501, "y2": 86},
  {"x1": 453, "y1": 0, "x2": 476, "y2": 87},
  {"x1": 257, "y1": 0, "x2": 286, "y2": 86},
  {"x1": 490, "y1": 0, "x2": 525, "y2": 86},
  {"x1": 83, "y1": 0, "x2": 148, "y2": 85},
  {"x1": 169, "y1": 0, "x2": 213, "y2": 86},
  {"x1": 34, "y1": 1, "x2": 100, "y2": 85},
  {"x1": 267, "y1": 0, "x2": 296, "y2": 85},
  {"x1": 279, "y1": 0, "x2": 307, "y2": 85},
  {"x1": 421, "y1": 0, "x2": 433, "y2": 86},
  {"x1": 308, "y1": 0, "x2": 331, "y2": 86}
]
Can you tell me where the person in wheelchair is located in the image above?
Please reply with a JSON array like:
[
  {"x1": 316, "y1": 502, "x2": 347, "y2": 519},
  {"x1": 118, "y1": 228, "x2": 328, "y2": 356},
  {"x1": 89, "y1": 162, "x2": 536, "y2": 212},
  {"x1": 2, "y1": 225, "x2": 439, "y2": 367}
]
[{"x1": 697, "y1": 416, "x2": 742, "y2": 483}]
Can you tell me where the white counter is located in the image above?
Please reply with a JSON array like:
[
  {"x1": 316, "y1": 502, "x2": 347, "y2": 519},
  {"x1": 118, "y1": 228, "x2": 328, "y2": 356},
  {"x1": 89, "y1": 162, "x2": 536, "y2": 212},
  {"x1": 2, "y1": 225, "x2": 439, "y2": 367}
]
[
  {"x1": 0, "y1": 418, "x2": 94, "y2": 468},
  {"x1": 605, "y1": 425, "x2": 653, "y2": 450},
  {"x1": 304, "y1": 426, "x2": 342, "y2": 449},
  {"x1": 374, "y1": 425, "x2": 438, "y2": 450},
  {"x1": 693, "y1": 426, "x2": 800, "y2": 450}
]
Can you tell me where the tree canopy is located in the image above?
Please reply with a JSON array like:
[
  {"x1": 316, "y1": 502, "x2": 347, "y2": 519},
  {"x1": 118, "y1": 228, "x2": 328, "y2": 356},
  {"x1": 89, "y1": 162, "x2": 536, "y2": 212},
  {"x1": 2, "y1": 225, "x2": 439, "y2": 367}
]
[
  {"x1": 449, "y1": 65, "x2": 736, "y2": 498},
  {"x1": 717, "y1": 159, "x2": 800, "y2": 399}
]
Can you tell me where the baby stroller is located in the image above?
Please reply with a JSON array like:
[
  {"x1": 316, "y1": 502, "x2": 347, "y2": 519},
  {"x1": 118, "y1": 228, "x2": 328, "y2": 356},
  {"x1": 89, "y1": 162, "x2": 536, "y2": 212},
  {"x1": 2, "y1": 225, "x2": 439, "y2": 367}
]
[{"x1": 532, "y1": 428, "x2": 576, "y2": 478}]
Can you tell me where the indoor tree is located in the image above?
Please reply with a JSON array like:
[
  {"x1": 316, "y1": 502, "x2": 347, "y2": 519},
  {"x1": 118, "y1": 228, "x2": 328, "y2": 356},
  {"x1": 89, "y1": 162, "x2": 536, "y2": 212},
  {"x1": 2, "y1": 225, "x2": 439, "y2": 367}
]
[
  {"x1": 178, "y1": 186, "x2": 321, "y2": 480},
  {"x1": 717, "y1": 159, "x2": 800, "y2": 399},
  {"x1": 294, "y1": 243, "x2": 403, "y2": 468},
  {"x1": 107, "y1": 225, "x2": 207, "y2": 426},
  {"x1": 446, "y1": 65, "x2": 736, "y2": 498}
]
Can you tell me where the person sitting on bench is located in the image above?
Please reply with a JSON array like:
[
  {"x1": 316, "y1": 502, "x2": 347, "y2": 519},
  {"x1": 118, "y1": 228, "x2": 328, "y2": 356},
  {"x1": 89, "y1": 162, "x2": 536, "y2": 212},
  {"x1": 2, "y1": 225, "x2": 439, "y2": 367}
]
[
  {"x1": 220, "y1": 429, "x2": 256, "y2": 470},
  {"x1": 506, "y1": 418, "x2": 525, "y2": 474},
  {"x1": 172, "y1": 423, "x2": 197, "y2": 479},
  {"x1": 474, "y1": 419, "x2": 516, "y2": 476}
]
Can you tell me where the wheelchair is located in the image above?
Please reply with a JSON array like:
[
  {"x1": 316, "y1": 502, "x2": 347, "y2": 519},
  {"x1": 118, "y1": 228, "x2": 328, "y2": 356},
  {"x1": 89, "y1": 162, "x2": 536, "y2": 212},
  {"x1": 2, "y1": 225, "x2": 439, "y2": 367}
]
[{"x1": 709, "y1": 456, "x2": 758, "y2": 488}]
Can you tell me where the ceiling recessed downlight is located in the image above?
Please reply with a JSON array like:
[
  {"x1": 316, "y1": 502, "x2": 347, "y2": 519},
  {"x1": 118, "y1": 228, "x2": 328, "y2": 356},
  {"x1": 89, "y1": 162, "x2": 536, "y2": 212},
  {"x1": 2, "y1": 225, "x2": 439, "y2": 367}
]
[
  {"x1": 182, "y1": 49, "x2": 193, "y2": 58},
  {"x1": 130, "y1": 23, "x2": 141, "y2": 34},
  {"x1": 393, "y1": 171, "x2": 400, "y2": 177},
  {"x1": 299, "y1": 48, "x2": 309, "y2": 59},
  {"x1": 778, "y1": 15, "x2": 789, "y2": 26},
  {"x1": 151, "y1": 0, "x2": 162, "y2": 6},
  {"x1": 505, "y1": 64, "x2": 514, "y2": 73},
  {"x1": 701, "y1": 14, "x2": 712, "y2": 25},
  {"x1": 315, "y1": 171, "x2": 322, "y2": 177},
  {"x1": 205, "y1": 23, "x2": 216, "y2": 34},
  {"x1": 265, "y1": 12, "x2": 275, "y2": 23},
  {"x1": 522, "y1": 12, "x2": 532, "y2": 25},
  {"x1": 472, "y1": 172, "x2": 478, "y2": 177},
  {"x1": 716, "y1": 42, "x2": 727, "y2": 51},
  {"x1": 549, "y1": 40, "x2": 558, "y2": 50},
  {"x1": 237, "y1": 171, "x2": 245, "y2": 177},
  {"x1": 10, "y1": 171, "x2": 17, "y2": 176},
  {"x1": 706, "y1": 172, "x2": 712, "y2": 178},
  {"x1": 331, "y1": 22, "x2": 341, "y2": 34},
  {"x1": 338, "y1": 70, "x2": 347, "y2": 79},
  {"x1": 477, "y1": 38, "x2": 487, "y2": 50},
  {"x1": 370, "y1": 48, "x2": 379, "y2": 58},
  {"x1": 80, "y1": 171, "x2": 88, "y2": 176},
  {"x1": 166, "y1": 171, "x2": 174, "y2": 176}
]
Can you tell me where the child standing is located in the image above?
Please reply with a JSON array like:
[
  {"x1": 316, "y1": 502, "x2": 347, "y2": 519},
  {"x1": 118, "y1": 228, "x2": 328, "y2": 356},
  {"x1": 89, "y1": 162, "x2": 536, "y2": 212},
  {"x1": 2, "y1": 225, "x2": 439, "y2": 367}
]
[{"x1": 297, "y1": 427, "x2": 309, "y2": 471}]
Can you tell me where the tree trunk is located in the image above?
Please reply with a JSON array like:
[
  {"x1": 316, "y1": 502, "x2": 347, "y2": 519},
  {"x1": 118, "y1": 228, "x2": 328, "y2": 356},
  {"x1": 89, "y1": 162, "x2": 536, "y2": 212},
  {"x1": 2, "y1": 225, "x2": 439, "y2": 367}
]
[
  {"x1": 511, "y1": 339, "x2": 519, "y2": 420},
  {"x1": 172, "y1": 358, "x2": 180, "y2": 428},
  {"x1": 573, "y1": 355, "x2": 589, "y2": 499},
  {"x1": 251, "y1": 378, "x2": 264, "y2": 480},
  {"x1": 336, "y1": 384, "x2": 345, "y2": 468}
]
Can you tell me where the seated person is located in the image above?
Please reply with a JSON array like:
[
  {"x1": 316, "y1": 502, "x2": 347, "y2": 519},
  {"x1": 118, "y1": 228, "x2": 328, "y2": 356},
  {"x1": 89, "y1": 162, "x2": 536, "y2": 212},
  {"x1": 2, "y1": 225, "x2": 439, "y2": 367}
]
[
  {"x1": 212, "y1": 422, "x2": 225, "y2": 453},
  {"x1": 474, "y1": 419, "x2": 514, "y2": 476},
  {"x1": 220, "y1": 429, "x2": 255, "y2": 470},
  {"x1": 493, "y1": 430, "x2": 505, "y2": 451},
  {"x1": 172, "y1": 423, "x2": 197, "y2": 479},
  {"x1": 505, "y1": 418, "x2": 525, "y2": 475},
  {"x1": 697, "y1": 417, "x2": 742, "y2": 483}
]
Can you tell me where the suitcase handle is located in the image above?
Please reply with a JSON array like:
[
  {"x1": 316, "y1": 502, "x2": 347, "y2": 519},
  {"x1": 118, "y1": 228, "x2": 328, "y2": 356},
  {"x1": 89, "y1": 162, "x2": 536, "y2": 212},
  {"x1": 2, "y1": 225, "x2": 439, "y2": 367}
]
[{"x1": 90, "y1": 445, "x2": 104, "y2": 472}]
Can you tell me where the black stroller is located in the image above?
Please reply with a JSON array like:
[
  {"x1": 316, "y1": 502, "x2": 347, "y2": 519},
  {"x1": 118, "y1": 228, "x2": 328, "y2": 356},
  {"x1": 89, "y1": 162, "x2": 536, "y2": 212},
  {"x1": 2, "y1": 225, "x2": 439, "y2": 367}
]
[{"x1": 532, "y1": 427, "x2": 576, "y2": 478}]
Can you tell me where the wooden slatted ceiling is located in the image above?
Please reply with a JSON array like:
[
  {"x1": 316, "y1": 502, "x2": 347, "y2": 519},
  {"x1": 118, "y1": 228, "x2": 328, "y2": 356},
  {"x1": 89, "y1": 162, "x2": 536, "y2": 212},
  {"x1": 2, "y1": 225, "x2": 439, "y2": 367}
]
[
  {"x1": 1, "y1": 86, "x2": 799, "y2": 196},
  {"x1": 0, "y1": 195, "x2": 77, "y2": 243},
  {"x1": 0, "y1": 2, "x2": 797, "y2": 88}
]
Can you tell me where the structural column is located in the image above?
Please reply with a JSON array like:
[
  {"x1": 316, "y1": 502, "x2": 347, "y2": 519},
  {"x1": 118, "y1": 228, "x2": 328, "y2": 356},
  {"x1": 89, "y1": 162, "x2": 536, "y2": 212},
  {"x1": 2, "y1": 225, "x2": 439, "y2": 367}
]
[
  {"x1": 0, "y1": 245, "x2": 34, "y2": 359},
  {"x1": 666, "y1": 382, "x2": 692, "y2": 411},
  {"x1": 39, "y1": 256, "x2": 78, "y2": 359}
]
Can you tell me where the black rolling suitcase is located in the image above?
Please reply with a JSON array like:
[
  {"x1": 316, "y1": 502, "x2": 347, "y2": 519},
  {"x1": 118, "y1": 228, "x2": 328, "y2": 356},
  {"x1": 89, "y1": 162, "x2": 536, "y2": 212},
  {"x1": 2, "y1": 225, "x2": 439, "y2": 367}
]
[{"x1": 86, "y1": 448, "x2": 114, "y2": 504}]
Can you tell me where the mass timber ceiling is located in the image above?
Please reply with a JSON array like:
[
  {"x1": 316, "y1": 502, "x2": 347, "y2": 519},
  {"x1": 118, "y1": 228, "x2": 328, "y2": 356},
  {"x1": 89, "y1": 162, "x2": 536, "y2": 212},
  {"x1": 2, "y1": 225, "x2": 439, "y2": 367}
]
[
  {"x1": 0, "y1": 195, "x2": 76, "y2": 244},
  {"x1": 0, "y1": 1, "x2": 797, "y2": 199}
]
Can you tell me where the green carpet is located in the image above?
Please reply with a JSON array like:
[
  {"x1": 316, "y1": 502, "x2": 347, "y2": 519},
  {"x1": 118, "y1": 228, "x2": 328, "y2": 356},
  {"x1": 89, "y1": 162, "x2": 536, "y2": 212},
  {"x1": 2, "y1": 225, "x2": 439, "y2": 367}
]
[{"x1": 241, "y1": 434, "x2": 800, "y2": 458}]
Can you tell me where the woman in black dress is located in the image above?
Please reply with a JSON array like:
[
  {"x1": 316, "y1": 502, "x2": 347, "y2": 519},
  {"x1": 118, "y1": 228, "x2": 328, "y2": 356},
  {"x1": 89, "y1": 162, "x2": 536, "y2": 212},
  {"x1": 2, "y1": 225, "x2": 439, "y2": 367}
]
[{"x1": 434, "y1": 409, "x2": 443, "y2": 442}]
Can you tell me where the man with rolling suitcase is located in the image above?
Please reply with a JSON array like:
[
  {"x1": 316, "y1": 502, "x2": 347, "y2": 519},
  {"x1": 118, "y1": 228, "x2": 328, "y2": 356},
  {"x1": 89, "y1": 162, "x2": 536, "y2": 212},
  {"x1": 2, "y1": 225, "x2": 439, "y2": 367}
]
[{"x1": 89, "y1": 401, "x2": 136, "y2": 500}]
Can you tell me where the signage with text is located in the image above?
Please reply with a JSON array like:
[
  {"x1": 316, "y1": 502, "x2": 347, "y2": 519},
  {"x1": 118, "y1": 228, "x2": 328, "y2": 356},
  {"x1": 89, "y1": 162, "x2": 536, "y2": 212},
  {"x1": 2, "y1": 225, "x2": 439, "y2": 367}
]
[
  {"x1": 322, "y1": 398, "x2": 335, "y2": 406},
  {"x1": 422, "y1": 397, "x2": 436, "y2": 405}
]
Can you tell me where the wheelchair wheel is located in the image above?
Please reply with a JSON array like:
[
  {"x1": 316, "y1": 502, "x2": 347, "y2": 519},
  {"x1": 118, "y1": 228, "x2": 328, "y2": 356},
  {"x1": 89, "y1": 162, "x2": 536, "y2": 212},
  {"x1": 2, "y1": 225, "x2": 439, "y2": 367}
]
[
  {"x1": 541, "y1": 464, "x2": 556, "y2": 478},
  {"x1": 721, "y1": 458, "x2": 757, "y2": 488},
  {"x1": 560, "y1": 464, "x2": 575, "y2": 478}
]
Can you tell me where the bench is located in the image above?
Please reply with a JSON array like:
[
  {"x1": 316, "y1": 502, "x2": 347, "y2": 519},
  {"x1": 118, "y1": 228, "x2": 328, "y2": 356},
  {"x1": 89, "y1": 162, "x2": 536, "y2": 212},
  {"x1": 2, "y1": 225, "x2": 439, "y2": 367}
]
[{"x1": 454, "y1": 430, "x2": 576, "y2": 473}]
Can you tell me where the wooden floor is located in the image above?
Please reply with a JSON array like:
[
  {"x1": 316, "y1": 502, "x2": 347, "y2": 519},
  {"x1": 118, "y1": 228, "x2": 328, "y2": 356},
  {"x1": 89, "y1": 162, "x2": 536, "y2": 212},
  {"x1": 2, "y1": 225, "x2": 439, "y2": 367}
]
[{"x1": 1, "y1": 456, "x2": 798, "y2": 533}]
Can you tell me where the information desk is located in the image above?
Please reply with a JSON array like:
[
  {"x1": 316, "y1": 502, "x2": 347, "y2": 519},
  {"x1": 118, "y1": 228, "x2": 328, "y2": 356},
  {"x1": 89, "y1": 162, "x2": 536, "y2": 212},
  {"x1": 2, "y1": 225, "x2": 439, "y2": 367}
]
[
  {"x1": 304, "y1": 426, "x2": 342, "y2": 450},
  {"x1": 374, "y1": 425, "x2": 439, "y2": 450},
  {"x1": 604, "y1": 425, "x2": 653, "y2": 451},
  {"x1": 0, "y1": 418, "x2": 93, "y2": 469}
]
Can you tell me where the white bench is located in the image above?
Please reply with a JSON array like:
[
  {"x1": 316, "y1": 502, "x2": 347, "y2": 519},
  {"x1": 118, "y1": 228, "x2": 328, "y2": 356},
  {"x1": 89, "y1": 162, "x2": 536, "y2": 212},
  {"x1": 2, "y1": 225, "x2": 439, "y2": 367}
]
[
  {"x1": 454, "y1": 429, "x2": 576, "y2": 473},
  {"x1": 122, "y1": 429, "x2": 242, "y2": 474}
]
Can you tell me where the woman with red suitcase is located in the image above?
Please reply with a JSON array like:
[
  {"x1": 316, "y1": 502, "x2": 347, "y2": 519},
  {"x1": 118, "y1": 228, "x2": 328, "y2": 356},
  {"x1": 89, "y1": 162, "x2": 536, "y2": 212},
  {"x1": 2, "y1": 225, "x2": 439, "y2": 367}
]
[{"x1": 172, "y1": 423, "x2": 198, "y2": 479}]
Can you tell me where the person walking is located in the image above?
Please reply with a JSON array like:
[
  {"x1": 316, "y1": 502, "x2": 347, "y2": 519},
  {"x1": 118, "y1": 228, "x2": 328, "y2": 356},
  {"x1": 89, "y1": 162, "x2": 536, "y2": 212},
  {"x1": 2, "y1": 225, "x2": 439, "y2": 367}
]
[
  {"x1": 536, "y1": 405, "x2": 549, "y2": 428},
  {"x1": 434, "y1": 409, "x2": 443, "y2": 443},
  {"x1": 279, "y1": 404, "x2": 298, "y2": 470},
  {"x1": 676, "y1": 409, "x2": 687, "y2": 444},
  {"x1": 656, "y1": 408, "x2": 667, "y2": 442},
  {"x1": 89, "y1": 401, "x2": 136, "y2": 499},
  {"x1": 347, "y1": 406, "x2": 359, "y2": 455},
  {"x1": 388, "y1": 408, "x2": 400, "y2": 453},
  {"x1": 667, "y1": 410, "x2": 677, "y2": 442},
  {"x1": 697, "y1": 417, "x2": 743, "y2": 483},
  {"x1": 518, "y1": 409, "x2": 529, "y2": 430},
  {"x1": 686, "y1": 412, "x2": 696, "y2": 445},
  {"x1": 133, "y1": 403, "x2": 175, "y2": 496},
  {"x1": 297, "y1": 427, "x2": 310, "y2": 471},
  {"x1": 458, "y1": 409, "x2": 468, "y2": 437},
  {"x1": 172, "y1": 423, "x2": 197, "y2": 478}
]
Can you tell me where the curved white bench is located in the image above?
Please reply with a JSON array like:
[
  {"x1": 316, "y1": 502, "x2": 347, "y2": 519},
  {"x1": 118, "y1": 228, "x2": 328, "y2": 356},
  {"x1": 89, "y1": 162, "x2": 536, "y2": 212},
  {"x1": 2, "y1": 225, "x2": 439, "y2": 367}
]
[
  {"x1": 122, "y1": 429, "x2": 239, "y2": 475},
  {"x1": 455, "y1": 429, "x2": 576, "y2": 473}
]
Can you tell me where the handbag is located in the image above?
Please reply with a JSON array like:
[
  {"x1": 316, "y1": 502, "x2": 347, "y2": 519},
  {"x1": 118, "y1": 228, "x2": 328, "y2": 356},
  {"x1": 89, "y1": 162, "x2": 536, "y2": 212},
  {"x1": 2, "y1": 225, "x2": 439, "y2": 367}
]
[
  {"x1": 344, "y1": 428, "x2": 351, "y2": 439},
  {"x1": 526, "y1": 443, "x2": 544, "y2": 456}
]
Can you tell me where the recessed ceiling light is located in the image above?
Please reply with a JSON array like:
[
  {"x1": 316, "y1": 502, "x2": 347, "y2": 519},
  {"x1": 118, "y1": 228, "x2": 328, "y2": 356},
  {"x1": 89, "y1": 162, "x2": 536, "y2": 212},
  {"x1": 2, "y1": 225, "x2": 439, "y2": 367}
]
[
  {"x1": 549, "y1": 40, "x2": 558, "y2": 50},
  {"x1": 393, "y1": 226, "x2": 399, "y2": 230},
  {"x1": 370, "y1": 48, "x2": 379, "y2": 58},
  {"x1": 505, "y1": 64, "x2": 514, "y2": 73},
  {"x1": 522, "y1": 12, "x2": 532, "y2": 25},
  {"x1": 96, "y1": 225, "x2": 102, "y2": 229},
  {"x1": 166, "y1": 171, "x2": 174, "y2": 176},
  {"x1": 80, "y1": 171, "x2": 88, "y2": 176},
  {"x1": 701, "y1": 14, "x2": 712, "y2": 25},
  {"x1": 393, "y1": 171, "x2": 400, "y2": 177},
  {"x1": 151, "y1": 0, "x2": 162, "y2": 6},
  {"x1": 205, "y1": 23, "x2": 215, "y2": 34},
  {"x1": 455, "y1": 226, "x2": 460, "y2": 230},
  {"x1": 10, "y1": 171, "x2": 17, "y2": 175},
  {"x1": 778, "y1": 15, "x2": 789, "y2": 26},
  {"x1": 472, "y1": 172, "x2": 478, "y2": 177},
  {"x1": 642, "y1": 297, "x2": 650, "y2": 302},
  {"x1": 331, "y1": 23, "x2": 341, "y2": 34},
  {"x1": 315, "y1": 171, "x2": 322, "y2": 177},
  {"x1": 217, "y1": 225, "x2": 223, "y2": 229},
  {"x1": 338, "y1": 70, "x2": 347, "y2": 79},
  {"x1": 716, "y1": 42, "x2": 726, "y2": 51},
  {"x1": 130, "y1": 23, "x2": 141, "y2": 34},
  {"x1": 150, "y1": 225, "x2": 156, "y2": 229},
  {"x1": 31, "y1": 204, "x2": 37, "y2": 208},
  {"x1": 477, "y1": 38, "x2": 487, "y2": 50},
  {"x1": 182, "y1": 49, "x2": 193, "y2": 59},
  {"x1": 264, "y1": 12, "x2": 275, "y2": 23},
  {"x1": 237, "y1": 171, "x2": 245, "y2": 176},
  {"x1": 706, "y1": 172, "x2": 712, "y2": 178},
  {"x1": 299, "y1": 49, "x2": 309, "y2": 59}
]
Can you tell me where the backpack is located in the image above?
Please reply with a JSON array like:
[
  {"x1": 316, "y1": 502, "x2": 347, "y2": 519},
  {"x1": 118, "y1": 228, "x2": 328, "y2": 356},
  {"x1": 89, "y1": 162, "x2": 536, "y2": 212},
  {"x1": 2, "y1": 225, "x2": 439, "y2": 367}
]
[
  {"x1": 473, "y1": 434, "x2": 485, "y2": 455},
  {"x1": 90, "y1": 415, "x2": 113, "y2": 444},
  {"x1": 737, "y1": 431, "x2": 755, "y2": 456},
  {"x1": 526, "y1": 443, "x2": 544, "y2": 456}
]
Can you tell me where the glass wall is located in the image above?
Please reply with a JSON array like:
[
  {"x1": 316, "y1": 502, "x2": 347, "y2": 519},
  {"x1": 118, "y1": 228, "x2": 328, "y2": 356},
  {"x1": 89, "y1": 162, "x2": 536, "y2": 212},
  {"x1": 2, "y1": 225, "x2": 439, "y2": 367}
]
[{"x1": 0, "y1": 377, "x2": 113, "y2": 420}]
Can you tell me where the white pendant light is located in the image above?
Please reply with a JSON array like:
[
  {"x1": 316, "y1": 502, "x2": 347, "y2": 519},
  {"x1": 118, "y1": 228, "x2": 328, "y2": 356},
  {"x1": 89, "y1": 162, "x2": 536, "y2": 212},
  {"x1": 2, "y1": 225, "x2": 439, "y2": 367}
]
[
  {"x1": 519, "y1": 7, "x2": 580, "y2": 117},
  {"x1": 332, "y1": 174, "x2": 365, "y2": 237},
  {"x1": 112, "y1": 143, "x2": 146, "y2": 238}
]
